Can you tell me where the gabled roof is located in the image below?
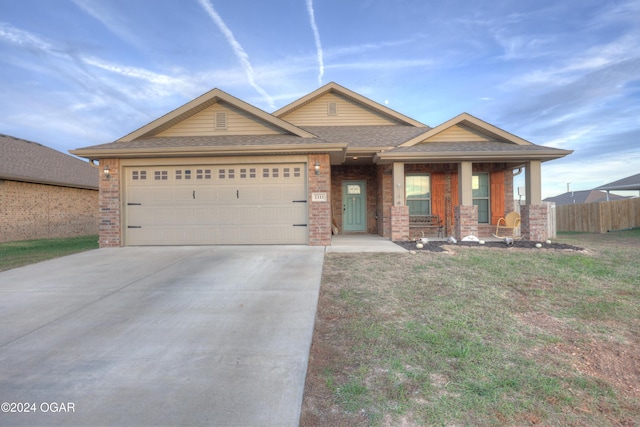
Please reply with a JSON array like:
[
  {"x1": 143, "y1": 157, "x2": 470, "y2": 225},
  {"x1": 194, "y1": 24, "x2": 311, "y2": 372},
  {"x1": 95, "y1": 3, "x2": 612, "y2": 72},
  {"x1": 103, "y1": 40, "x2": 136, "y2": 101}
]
[
  {"x1": 399, "y1": 113, "x2": 532, "y2": 147},
  {"x1": 595, "y1": 172, "x2": 640, "y2": 192},
  {"x1": 376, "y1": 112, "x2": 573, "y2": 163},
  {"x1": 0, "y1": 134, "x2": 98, "y2": 190},
  {"x1": 119, "y1": 88, "x2": 316, "y2": 141},
  {"x1": 543, "y1": 190, "x2": 628, "y2": 206},
  {"x1": 274, "y1": 82, "x2": 427, "y2": 128}
]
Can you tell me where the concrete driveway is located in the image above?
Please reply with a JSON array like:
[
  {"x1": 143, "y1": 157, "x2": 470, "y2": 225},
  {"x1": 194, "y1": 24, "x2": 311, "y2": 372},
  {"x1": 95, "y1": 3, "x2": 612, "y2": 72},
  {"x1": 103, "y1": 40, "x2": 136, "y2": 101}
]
[{"x1": 0, "y1": 246, "x2": 324, "y2": 426}]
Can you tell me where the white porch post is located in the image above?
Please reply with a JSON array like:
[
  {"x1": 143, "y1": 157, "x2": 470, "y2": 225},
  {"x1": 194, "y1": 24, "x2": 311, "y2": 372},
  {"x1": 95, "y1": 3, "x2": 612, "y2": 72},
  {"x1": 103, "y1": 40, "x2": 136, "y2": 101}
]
[
  {"x1": 393, "y1": 162, "x2": 405, "y2": 206},
  {"x1": 390, "y1": 162, "x2": 409, "y2": 241},
  {"x1": 525, "y1": 160, "x2": 542, "y2": 205},
  {"x1": 458, "y1": 161, "x2": 473, "y2": 205}
]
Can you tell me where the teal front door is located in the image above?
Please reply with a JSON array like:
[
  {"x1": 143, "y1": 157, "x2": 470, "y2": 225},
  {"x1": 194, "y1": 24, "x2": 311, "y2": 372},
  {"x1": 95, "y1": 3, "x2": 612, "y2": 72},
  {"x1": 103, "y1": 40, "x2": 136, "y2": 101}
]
[{"x1": 342, "y1": 181, "x2": 366, "y2": 232}]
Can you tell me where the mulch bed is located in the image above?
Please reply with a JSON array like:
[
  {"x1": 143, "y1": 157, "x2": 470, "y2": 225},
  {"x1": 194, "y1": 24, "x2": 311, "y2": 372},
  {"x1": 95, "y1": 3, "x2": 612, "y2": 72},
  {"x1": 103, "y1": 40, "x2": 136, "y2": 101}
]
[{"x1": 394, "y1": 240, "x2": 584, "y2": 252}]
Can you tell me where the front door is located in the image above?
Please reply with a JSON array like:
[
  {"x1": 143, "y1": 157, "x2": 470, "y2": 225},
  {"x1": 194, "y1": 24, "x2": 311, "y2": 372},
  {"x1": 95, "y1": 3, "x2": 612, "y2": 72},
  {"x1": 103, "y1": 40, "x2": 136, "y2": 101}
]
[{"x1": 342, "y1": 181, "x2": 366, "y2": 232}]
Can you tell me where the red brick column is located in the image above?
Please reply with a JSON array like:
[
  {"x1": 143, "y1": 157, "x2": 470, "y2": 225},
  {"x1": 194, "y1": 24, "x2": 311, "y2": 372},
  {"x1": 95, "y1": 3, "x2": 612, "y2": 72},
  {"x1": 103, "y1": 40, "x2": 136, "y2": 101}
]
[
  {"x1": 454, "y1": 205, "x2": 478, "y2": 240},
  {"x1": 390, "y1": 206, "x2": 409, "y2": 241},
  {"x1": 308, "y1": 154, "x2": 331, "y2": 246},
  {"x1": 99, "y1": 159, "x2": 121, "y2": 247},
  {"x1": 521, "y1": 204, "x2": 547, "y2": 241}
]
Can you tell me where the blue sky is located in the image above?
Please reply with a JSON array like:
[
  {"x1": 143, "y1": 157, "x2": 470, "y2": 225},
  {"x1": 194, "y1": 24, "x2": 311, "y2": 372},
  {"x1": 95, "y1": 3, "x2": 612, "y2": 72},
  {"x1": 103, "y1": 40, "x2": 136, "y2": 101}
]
[{"x1": 1, "y1": 0, "x2": 639, "y2": 198}]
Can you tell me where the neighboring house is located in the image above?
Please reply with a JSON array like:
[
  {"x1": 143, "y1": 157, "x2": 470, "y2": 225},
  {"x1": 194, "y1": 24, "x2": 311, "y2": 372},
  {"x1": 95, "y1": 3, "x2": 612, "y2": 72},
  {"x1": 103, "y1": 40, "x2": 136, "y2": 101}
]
[
  {"x1": 71, "y1": 82, "x2": 572, "y2": 247},
  {"x1": 544, "y1": 190, "x2": 628, "y2": 206},
  {"x1": 0, "y1": 134, "x2": 99, "y2": 243}
]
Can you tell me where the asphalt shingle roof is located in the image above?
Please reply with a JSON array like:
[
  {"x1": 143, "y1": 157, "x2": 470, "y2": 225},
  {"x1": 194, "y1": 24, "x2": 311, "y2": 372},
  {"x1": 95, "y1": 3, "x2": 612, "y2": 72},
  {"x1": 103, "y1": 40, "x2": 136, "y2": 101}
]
[
  {"x1": 543, "y1": 190, "x2": 628, "y2": 206},
  {"x1": 387, "y1": 140, "x2": 558, "y2": 153},
  {"x1": 595, "y1": 172, "x2": 640, "y2": 191},
  {"x1": 301, "y1": 125, "x2": 432, "y2": 147},
  {"x1": 78, "y1": 134, "x2": 324, "y2": 150},
  {"x1": 0, "y1": 134, "x2": 98, "y2": 189}
]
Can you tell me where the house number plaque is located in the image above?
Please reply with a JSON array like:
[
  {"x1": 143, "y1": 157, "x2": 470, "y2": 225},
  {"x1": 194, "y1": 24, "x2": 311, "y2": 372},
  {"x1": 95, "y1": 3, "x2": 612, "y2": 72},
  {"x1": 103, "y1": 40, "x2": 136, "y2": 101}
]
[{"x1": 312, "y1": 192, "x2": 327, "y2": 202}]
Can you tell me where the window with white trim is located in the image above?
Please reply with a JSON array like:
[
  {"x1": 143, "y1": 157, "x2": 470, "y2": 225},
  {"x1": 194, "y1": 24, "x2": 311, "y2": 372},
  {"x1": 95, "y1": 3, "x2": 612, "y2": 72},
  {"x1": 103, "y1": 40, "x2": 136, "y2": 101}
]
[
  {"x1": 405, "y1": 174, "x2": 431, "y2": 215},
  {"x1": 473, "y1": 173, "x2": 490, "y2": 223}
]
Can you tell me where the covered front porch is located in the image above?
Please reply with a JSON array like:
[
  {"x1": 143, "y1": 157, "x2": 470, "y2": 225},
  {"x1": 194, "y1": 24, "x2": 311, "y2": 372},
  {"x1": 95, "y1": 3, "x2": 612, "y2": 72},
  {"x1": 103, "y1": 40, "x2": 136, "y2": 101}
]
[{"x1": 330, "y1": 159, "x2": 548, "y2": 242}]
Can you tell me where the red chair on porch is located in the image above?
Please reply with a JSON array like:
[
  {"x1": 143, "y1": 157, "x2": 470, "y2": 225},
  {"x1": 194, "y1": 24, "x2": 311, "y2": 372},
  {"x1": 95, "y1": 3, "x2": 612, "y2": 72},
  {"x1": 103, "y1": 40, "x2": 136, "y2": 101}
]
[{"x1": 493, "y1": 212, "x2": 521, "y2": 239}]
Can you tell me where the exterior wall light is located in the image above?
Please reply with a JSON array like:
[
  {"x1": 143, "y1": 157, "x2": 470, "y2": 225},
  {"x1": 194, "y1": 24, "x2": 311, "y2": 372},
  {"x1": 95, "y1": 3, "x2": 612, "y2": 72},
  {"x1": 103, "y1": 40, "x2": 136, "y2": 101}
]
[
  {"x1": 103, "y1": 165, "x2": 110, "y2": 178},
  {"x1": 314, "y1": 160, "x2": 320, "y2": 175}
]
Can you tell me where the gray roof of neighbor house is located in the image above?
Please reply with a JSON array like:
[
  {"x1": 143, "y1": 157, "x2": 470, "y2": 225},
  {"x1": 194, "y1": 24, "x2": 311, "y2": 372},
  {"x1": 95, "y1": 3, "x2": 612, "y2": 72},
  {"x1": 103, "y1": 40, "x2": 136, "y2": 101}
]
[
  {"x1": 595, "y1": 172, "x2": 640, "y2": 192},
  {"x1": 0, "y1": 134, "x2": 98, "y2": 190},
  {"x1": 543, "y1": 190, "x2": 628, "y2": 206}
]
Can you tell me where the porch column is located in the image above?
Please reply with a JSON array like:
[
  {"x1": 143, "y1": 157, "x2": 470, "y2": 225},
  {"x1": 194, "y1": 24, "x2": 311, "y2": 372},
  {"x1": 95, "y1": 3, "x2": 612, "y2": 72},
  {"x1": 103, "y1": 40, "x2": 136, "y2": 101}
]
[
  {"x1": 458, "y1": 161, "x2": 473, "y2": 206},
  {"x1": 454, "y1": 161, "x2": 477, "y2": 239},
  {"x1": 525, "y1": 160, "x2": 542, "y2": 205},
  {"x1": 522, "y1": 160, "x2": 546, "y2": 241},
  {"x1": 392, "y1": 162, "x2": 405, "y2": 206},
  {"x1": 390, "y1": 162, "x2": 409, "y2": 241}
]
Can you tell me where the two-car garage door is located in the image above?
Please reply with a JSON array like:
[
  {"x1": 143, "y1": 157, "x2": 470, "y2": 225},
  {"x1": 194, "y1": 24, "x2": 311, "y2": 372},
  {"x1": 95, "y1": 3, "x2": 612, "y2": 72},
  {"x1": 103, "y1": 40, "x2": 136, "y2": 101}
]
[{"x1": 124, "y1": 163, "x2": 308, "y2": 245}]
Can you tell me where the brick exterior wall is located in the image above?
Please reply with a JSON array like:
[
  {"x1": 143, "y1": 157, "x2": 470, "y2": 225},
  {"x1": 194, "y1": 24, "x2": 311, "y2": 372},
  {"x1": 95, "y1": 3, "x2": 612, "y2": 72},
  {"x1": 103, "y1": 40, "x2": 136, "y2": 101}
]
[
  {"x1": 377, "y1": 165, "x2": 392, "y2": 237},
  {"x1": 308, "y1": 154, "x2": 332, "y2": 246},
  {"x1": 99, "y1": 159, "x2": 121, "y2": 247},
  {"x1": 390, "y1": 205, "x2": 409, "y2": 241},
  {"x1": 0, "y1": 179, "x2": 98, "y2": 243},
  {"x1": 330, "y1": 165, "x2": 378, "y2": 234},
  {"x1": 454, "y1": 205, "x2": 478, "y2": 240},
  {"x1": 520, "y1": 204, "x2": 548, "y2": 241}
]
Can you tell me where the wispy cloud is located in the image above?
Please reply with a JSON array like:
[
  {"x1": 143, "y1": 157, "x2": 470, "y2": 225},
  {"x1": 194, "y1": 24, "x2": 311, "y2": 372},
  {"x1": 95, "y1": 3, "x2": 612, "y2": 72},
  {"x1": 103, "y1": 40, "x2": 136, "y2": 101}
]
[
  {"x1": 305, "y1": 0, "x2": 324, "y2": 86},
  {"x1": 196, "y1": 0, "x2": 275, "y2": 109},
  {"x1": 71, "y1": 0, "x2": 141, "y2": 49}
]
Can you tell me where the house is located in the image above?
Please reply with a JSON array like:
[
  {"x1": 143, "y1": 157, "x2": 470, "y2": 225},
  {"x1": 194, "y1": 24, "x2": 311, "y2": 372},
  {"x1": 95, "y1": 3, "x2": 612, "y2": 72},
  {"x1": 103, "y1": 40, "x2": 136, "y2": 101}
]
[
  {"x1": 70, "y1": 82, "x2": 572, "y2": 247},
  {"x1": 544, "y1": 190, "x2": 628, "y2": 206},
  {"x1": 0, "y1": 134, "x2": 99, "y2": 243}
]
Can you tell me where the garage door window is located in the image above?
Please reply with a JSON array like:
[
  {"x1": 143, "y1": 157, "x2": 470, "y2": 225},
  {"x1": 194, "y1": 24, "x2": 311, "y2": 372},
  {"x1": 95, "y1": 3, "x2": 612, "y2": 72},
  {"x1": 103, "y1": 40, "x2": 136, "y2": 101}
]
[
  {"x1": 132, "y1": 170, "x2": 147, "y2": 180},
  {"x1": 155, "y1": 171, "x2": 168, "y2": 180}
]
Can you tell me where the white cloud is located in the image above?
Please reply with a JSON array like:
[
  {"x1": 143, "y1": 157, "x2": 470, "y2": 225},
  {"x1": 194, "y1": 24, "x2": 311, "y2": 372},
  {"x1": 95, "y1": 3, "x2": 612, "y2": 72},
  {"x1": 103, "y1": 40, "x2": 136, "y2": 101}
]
[
  {"x1": 197, "y1": 0, "x2": 275, "y2": 109},
  {"x1": 71, "y1": 0, "x2": 142, "y2": 49},
  {"x1": 305, "y1": 0, "x2": 324, "y2": 86}
]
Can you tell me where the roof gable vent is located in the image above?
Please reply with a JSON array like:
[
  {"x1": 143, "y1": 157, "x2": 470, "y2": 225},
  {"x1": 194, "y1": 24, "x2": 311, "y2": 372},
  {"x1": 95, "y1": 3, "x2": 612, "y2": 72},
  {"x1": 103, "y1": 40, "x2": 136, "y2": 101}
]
[
  {"x1": 215, "y1": 112, "x2": 227, "y2": 130},
  {"x1": 327, "y1": 102, "x2": 337, "y2": 116}
]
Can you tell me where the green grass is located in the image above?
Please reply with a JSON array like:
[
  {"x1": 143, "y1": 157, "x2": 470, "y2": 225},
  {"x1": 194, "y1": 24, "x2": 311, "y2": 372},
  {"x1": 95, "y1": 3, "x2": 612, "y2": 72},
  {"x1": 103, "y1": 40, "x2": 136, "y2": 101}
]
[
  {"x1": 304, "y1": 230, "x2": 640, "y2": 426},
  {"x1": 0, "y1": 235, "x2": 98, "y2": 271}
]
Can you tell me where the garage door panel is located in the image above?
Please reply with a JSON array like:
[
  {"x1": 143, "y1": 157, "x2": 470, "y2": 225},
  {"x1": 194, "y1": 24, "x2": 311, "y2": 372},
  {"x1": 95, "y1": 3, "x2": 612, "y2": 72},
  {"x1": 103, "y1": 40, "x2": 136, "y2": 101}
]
[{"x1": 125, "y1": 163, "x2": 308, "y2": 245}]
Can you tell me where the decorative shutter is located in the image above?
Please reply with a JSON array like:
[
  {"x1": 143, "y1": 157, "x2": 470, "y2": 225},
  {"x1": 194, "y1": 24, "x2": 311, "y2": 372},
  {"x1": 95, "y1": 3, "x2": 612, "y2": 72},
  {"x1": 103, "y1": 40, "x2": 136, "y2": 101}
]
[{"x1": 490, "y1": 170, "x2": 505, "y2": 224}]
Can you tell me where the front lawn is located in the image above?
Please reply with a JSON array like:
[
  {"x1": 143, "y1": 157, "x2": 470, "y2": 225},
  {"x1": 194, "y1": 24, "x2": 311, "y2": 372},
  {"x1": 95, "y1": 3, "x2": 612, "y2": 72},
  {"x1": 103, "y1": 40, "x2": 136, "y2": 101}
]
[
  {"x1": 0, "y1": 235, "x2": 99, "y2": 272},
  {"x1": 302, "y1": 230, "x2": 640, "y2": 426}
]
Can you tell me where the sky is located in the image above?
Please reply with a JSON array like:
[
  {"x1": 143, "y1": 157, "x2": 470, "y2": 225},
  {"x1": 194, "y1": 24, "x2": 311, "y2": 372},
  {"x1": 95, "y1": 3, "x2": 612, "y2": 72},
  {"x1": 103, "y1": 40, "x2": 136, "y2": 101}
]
[{"x1": 1, "y1": 0, "x2": 639, "y2": 199}]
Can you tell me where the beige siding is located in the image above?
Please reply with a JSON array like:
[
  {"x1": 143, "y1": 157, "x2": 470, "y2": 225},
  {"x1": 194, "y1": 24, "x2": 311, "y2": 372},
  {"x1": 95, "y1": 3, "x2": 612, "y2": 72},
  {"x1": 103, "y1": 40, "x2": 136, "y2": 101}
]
[
  {"x1": 158, "y1": 102, "x2": 286, "y2": 137},
  {"x1": 424, "y1": 124, "x2": 494, "y2": 142},
  {"x1": 281, "y1": 93, "x2": 399, "y2": 126}
]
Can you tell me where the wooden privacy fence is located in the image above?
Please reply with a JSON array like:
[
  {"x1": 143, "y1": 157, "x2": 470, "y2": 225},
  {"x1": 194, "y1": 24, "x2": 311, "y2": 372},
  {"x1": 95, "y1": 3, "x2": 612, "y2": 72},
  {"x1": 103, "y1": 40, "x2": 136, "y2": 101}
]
[{"x1": 556, "y1": 198, "x2": 640, "y2": 233}]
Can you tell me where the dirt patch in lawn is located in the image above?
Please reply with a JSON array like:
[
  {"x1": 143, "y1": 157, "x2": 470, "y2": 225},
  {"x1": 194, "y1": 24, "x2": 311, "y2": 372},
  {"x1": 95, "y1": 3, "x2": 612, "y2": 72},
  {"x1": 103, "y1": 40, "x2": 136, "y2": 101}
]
[{"x1": 519, "y1": 312, "x2": 640, "y2": 399}]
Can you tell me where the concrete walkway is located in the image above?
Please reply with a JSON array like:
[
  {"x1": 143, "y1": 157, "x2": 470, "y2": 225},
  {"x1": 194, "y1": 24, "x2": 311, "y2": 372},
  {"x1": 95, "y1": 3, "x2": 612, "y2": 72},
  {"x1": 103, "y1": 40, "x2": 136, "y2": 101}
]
[
  {"x1": 326, "y1": 234, "x2": 407, "y2": 253},
  {"x1": 0, "y1": 246, "x2": 324, "y2": 426}
]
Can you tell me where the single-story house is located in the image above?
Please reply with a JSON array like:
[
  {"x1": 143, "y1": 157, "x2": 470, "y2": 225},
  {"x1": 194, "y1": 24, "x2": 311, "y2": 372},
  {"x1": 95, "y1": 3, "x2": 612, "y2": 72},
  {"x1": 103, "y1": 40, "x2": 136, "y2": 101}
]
[
  {"x1": 0, "y1": 134, "x2": 99, "y2": 242},
  {"x1": 70, "y1": 82, "x2": 572, "y2": 247},
  {"x1": 544, "y1": 190, "x2": 628, "y2": 206}
]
